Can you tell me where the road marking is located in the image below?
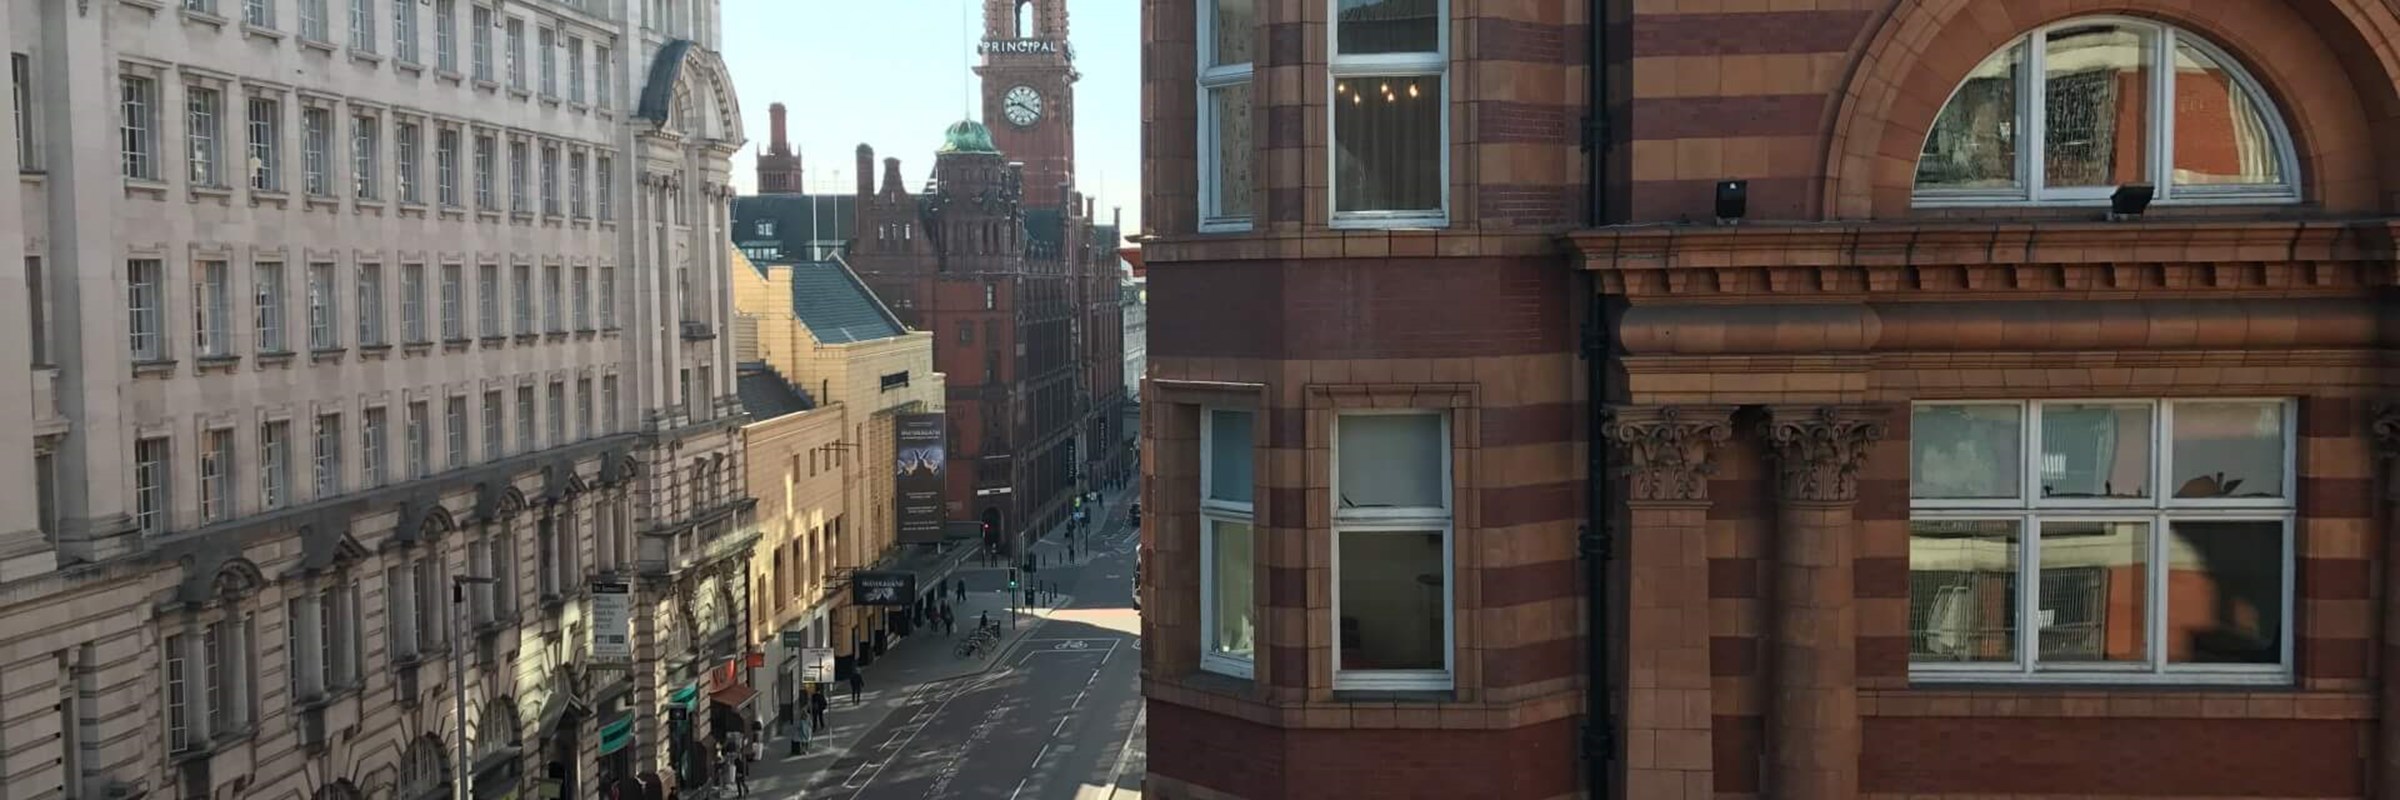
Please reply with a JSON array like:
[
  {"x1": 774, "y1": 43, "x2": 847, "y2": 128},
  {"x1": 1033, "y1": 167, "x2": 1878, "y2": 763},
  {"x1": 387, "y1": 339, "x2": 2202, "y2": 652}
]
[
  {"x1": 1102, "y1": 706, "x2": 1147, "y2": 800},
  {"x1": 1053, "y1": 715, "x2": 1069, "y2": 737},
  {"x1": 841, "y1": 674, "x2": 984, "y2": 797}
]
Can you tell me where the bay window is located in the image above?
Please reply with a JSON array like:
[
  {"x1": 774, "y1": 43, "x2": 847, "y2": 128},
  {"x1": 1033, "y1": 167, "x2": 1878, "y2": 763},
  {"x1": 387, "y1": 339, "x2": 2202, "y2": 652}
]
[
  {"x1": 1914, "y1": 17, "x2": 2298, "y2": 206},
  {"x1": 1331, "y1": 411, "x2": 1452, "y2": 689},
  {"x1": 1196, "y1": 0, "x2": 1253, "y2": 230},
  {"x1": 1908, "y1": 399, "x2": 2294, "y2": 682},
  {"x1": 1328, "y1": 0, "x2": 1447, "y2": 227},
  {"x1": 1199, "y1": 408, "x2": 1255, "y2": 676}
]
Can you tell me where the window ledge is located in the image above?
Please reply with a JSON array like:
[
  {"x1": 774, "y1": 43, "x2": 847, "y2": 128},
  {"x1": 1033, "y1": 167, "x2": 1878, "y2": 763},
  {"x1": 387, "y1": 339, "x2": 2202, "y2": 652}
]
[
  {"x1": 1197, "y1": 218, "x2": 1254, "y2": 234},
  {"x1": 1197, "y1": 656, "x2": 1255, "y2": 681},
  {"x1": 544, "y1": 331, "x2": 569, "y2": 343},
  {"x1": 1327, "y1": 688, "x2": 1456, "y2": 704},
  {"x1": 242, "y1": 23, "x2": 284, "y2": 41},
  {"x1": 473, "y1": 78, "x2": 501, "y2": 93},
  {"x1": 309, "y1": 347, "x2": 346, "y2": 364},
  {"x1": 574, "y1": 329, "x2": 596, "y2": 340},
  {"x1": 437, "y1": 69, "x2": 465, "y2": 85},
  {"x1": 479, "y1": 335, "x2": 506, "y2": 348},
  {"x1": 354, "y1": 198, "x2": 385, "y2": 214},
  {"x1": 18, "y1": 171, "x2": 45, "y2": 184},
  {"x1": 304, "y1": 194, "x2": 341, "y2": 211},
  {"x1": 437, "y1": 205, "x2": 468, "y2": 219},
  {"x1": 179, "y1": 8, "x2": 229, "y2": 28},
  {"x1": 596, "y1": 108, "x2": 613, "y2": 119},
  {"x1": 476, "y1": 208, "x2": 502, "y2": 221},
  {"x1": 249, "y1": 189, "x2": 291, "y2": 209},
  {"x1": 510, "y1": 210, "x2": 534, "y2": 223},
  {"x1": 189, "y1": 185, "x2": 234, "y2": 203},
  {"x1": 1328, "y1": 214, "x2": 1450, "y2": 231},
  {"x1": 397, "y1": 201, "x2": 428, "y2": 218},
  {"x1": 358, "y1": 343, "x2": 392, "y2": 360},
  {"x1": 195, "y1": 354, "x2": 241, "y2": 374},
  {"x1": 348, "y1": 49, "x2": 383, "y2": 66},
  {"x1": 513, "y1": 333, "x2": 540, "y2": 345},
  {"x1": 395, "y1": 60, "x2": 425, "y2": 76},
  {"x1": 132, "y1": 359, "x2": 179, "y2": 378},
  {"x1": 1906, "y1": 670, "x2": 2293, "y2": 689},
  {"x1": 539, "y1": 93, "x2": 562, "y2": 107},
  {"x1": 119, "y1": 0, "x2": 167, "y2": 10},
  {"x1": 442, "y1": 338, "x2": 472, "y2": 352},
  {"x1": 507, "y1": 87, "x2": 532, "y2": 101},
  {"x1": 569, "y1": 102, "x2": 589, "y2": 113},
  {"x1": 401, "y1": 341, "x2": 434, "y2": 356},
  {"x1": 123, "y1": 179, "x2": 169, "y2": 199},
  {"x1": 298, "y1": 37, "x2": 337, "y2": 55},
  {"x1": 256, "y1": 350, "x2": 295, "y2": 367}
]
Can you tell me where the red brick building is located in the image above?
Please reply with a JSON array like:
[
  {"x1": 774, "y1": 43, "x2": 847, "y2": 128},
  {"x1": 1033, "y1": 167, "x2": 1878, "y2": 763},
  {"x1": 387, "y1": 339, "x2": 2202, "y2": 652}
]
[
  {"x1": 737, "y1": 0, "x2": 1130, "y2": 551},
  {"x1": 1135, "y1": 1, "x2": 2400, "y2": 798}
]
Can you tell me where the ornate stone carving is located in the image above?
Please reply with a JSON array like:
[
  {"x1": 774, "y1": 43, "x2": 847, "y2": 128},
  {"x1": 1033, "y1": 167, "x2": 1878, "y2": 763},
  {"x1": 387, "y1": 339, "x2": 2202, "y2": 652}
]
[
  {"x1": 1760, "y1": 406, "x2": 1889, "y2": 502},
  {"x1": 1600, "y1": 405, "x2": 1736, "y2": 502}
]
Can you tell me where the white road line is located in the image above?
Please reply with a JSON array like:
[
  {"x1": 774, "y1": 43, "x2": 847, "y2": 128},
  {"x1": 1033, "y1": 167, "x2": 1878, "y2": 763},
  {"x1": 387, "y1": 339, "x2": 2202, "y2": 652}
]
[
  {"x1": 841, "y1": 678, "x2": 979, "y2": 798},
  {"x1": 1010, "y1": 776, "x2": 1031, "y2": 800},
  {"x1": 1032, "y1": 742, "x2": 1052, "y2": 767},
  {"x1": 1053, "y1": 715, "x2": 1070, "y2": 737},
  {"x1": 1102, "y1": 706, "x2": 1147, "y2": 800},
  {"x1": 1070, "y1": 686, "x2": 1088, "y2": 711}
]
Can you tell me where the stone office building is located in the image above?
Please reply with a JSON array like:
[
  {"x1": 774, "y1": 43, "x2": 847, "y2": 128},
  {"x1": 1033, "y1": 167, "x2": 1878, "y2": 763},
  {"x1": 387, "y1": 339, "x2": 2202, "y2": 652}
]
[
  {"x1": 0, "y1": 0, "x2": 750, "y2": 798},
  {"x1": 1137, "y1": 1, "x2": 2400, "y2": 799}
]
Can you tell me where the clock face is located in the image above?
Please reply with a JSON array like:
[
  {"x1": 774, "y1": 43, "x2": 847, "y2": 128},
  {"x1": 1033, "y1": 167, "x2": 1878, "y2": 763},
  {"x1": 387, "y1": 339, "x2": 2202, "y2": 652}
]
[{"x1": 1002, "y1": 85, "x2": 1043, "y2": 127}]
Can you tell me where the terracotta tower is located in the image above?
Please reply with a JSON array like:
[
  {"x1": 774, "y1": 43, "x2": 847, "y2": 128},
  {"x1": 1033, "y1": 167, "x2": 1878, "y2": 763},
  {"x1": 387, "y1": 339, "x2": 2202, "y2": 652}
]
[
  {"x1": 756, "y1": 102, "x2": 802, "y2": 193},
  {"x1": 975, "y1": 0, "x2": 1076, "y2": 208}
]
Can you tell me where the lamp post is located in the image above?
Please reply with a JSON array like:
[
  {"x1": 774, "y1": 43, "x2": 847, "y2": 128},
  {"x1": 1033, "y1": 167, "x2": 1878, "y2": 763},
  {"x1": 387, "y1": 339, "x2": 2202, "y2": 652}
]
[{"x1": 451, "y1": 574, "x2": 498, "y2": 800}]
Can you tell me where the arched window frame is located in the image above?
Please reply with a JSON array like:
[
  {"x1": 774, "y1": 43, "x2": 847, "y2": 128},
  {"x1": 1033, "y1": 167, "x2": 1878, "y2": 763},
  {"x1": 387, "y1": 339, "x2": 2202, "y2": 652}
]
[{"x1": 1913, "y1": 16, "x2": 2302, "y2": 208}]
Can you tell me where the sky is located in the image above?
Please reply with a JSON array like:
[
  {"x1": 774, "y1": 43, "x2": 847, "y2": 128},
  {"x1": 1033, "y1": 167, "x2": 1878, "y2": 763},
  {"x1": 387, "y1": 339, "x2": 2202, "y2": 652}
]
[{"x1": 719, "y1": 0, "x2": 1143, "y2": 235}]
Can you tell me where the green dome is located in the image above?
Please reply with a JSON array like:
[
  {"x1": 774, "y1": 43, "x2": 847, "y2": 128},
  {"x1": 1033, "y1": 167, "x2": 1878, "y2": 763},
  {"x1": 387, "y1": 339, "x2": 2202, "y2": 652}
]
[{"x1": 937, "y1": 120, "x2": 999, "y2": 155}]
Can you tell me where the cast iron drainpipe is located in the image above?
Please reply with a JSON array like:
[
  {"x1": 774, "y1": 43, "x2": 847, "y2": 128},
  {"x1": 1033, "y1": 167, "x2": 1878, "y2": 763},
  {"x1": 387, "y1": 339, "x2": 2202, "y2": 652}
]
[{"x1": 1579, "y1": 0, "x2": 1619, "y2": 797}]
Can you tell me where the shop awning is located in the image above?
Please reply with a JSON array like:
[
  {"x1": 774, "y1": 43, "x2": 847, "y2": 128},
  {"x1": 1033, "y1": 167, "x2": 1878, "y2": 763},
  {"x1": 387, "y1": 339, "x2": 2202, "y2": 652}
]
[
  {"x1": 667, "y1": 683, "x2": 700, "y2": 708},
  {"x1": 708, "y1": 682, "x2": 757, "y2": 710},
  {"x1": 596, "y1": 714, "x2": 635, "y2": 756}
]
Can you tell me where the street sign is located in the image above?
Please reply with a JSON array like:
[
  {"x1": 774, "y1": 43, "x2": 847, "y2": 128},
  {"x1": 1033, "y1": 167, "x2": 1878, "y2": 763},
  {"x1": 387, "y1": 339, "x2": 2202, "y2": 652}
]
[
  {"x1": 852, "y1": 571, "x2": 917, "y2": 606},
  {"x1": 590, "y1": 582, "x2": 632, "y2": 665},
  {"x1": 781, "y1": 631, "x2": 807, "y2": 648},
  {"x1": 800, "y1": 647, "x2": 835, "y2": 683}
]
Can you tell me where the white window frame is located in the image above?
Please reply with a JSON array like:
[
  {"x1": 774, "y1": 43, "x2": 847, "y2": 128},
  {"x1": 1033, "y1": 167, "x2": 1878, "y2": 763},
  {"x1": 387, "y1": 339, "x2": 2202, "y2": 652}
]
[
  {"x1": 313, "y1": 413, "x2": 341, "y2": 498},
  {"x1": 253, "y1": 261, "x2": 285, "y2": 353},
  {"x1": 433, "y1": 0, "x2": 456, "y2": 72},
  {"x1": 260, "y1": 419, "x2": 290, "y2": 509},
  {"x1": 193, "y1": 260, "x2": 230, "y2": 357},
  {"x1": 361, "y1": 407, "x2": 387, "y2": 486},
  {"x1": 569, "y1": 151, "x2": 587, "y2": 217},
  {"x1": 598, "y1": 266, "x2": 615, "y2": 327},
  {"x1": 299, "y1": 0, "x2": 329, "y2": 41},
  {"x1": 1913, "y1": 16, "x2": 2302, "y2": 208},
  {"x1": 127, "y1": 258, "x2": 164, "y2": 361},
  {"x1": 594, "y1": 45, "x2": 611, "y2": 109},
  {"x1": 302, "y1": 107, "x2": 332, "y2": 197},
  {"x1": 400, "y1": 263, "x2": 425, "y2": 342},
  {"x1": 595, "y1": 154, "x2": 613, "y2": 220},
  {"x1": 473, "y1": 134, "x2": 495, "y2": 209},
  {"x1": 540, "y1": 142, "x2": 559, "y2": 216},
  {"x1": 436, "y1": 127, "x2": 460, "y2": 207},
  {"x1": 187, "y1": 86, "x2": 223, "y2": 188},
  {"x1": 566, "y1": 35, "x2": 585, "y2": 104},
  {"x1": 199, "y1": 428, "x2": 233, "y2": 523},
  {"x1": 1328, "y1": 410, "x2": 1454, "y2": 691},
  {"x1": 306, "y1": 262, "x2": 337, "y2": 350},
  {"x1": 515, "y1": 387, "x2": 534, "y2": 453},
  {"x1": 446, "y1": 396, "x2": 467, "y2": 468},
  {"x1": 348, "y1": 0, "x2": 376, "y2": 53},
  {"x1": 246, "y1": 95, "x2": 280, "y2": 192},
  {"x1": 481, "y1": 391, "x2": 502, "y2": 461},
  {"x1": 351, "y1": 113, "x2": 379, "y2": 200},
  {"x1": 1196, "y1": 0, "x2": 1254, "y2": 232},
  {"x1": 508, "y1": 139, "x2": 528, "y2": 213},
  {"x1": 134, "y1": 437, "x2": 170, "y2": 535},
  {"x1": 439, "y1": 263, "x2": 463, "y2": 339},
  {"x1": 1198, "y1": 407, "x2": 1257, "y2": 678},
  {"x1": 15, "y1": 53, "x2": 38, "y2": 171},
  {"x1": 470, "y1": 5, "x2": 493, "y2": 82},
  {"x1": 537, "y1": 25, "x2": 556, "y2": 97},
  {"x1": 505, "y1": 17, "x2": 525, "y2": 90},
  {"x1": 477, "y1": 263, "x2": 500, "y2": 336},
  {"x1": 572, "y1": 266, "x2": 590, "y2": 329},
  {"x1": 600, "y1": 376, "x2": 618, "y2": 433},
  {"x1": 392, "y1": 0, "x2": 418, "y2": 64},
  {"x1": 1908, "y1": 398, "x2": 2296, "y2": 685},
  {"x1": 395, "y1": 119, "x2": 420, "y2": 204},
  {"x1": 1324, "y1": 0, "x2": 1450, "y2": 229},
  {"x1": 243, "y1": 0, "x2": 272, "y2": 29},
  {"x1": 405, "y1": 401, "x2": 429, "y2": 479},
  {"x1": 120, "y1": 74, "x2": 158, "y2": 181},
  {"x1": 356, "y1": 261, "x2": 383, "y2": 345}
]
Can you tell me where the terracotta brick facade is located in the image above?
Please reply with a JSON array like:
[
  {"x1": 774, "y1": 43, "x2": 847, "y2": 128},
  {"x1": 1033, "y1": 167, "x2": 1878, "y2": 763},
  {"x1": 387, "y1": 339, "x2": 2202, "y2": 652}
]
[{"x1": 1138, "y1": 0, "x2": 2400, "y2": 797}]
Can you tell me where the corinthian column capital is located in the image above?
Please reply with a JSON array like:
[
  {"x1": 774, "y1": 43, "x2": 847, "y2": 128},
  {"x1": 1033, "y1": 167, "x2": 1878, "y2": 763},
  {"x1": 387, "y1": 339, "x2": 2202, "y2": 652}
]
[
  {"x1": 1600, "y1": 405, "x2": 1737, "y2": 502},
  {"x1": 1760, "y1": 405, "x2": 1890, "y2": 503}
]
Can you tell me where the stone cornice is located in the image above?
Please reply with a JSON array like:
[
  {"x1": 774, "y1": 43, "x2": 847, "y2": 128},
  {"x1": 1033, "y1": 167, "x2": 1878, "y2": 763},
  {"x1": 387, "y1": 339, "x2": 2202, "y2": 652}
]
[
  {"x1": 1599, "y1": 405, "x2": 1735, "y2": 503},
  {"x1": 1760, "y1": 405, "x2": 1888, "y2": 503},
  {"x1": 1571, "y1": 219, "x2": 2400, "y2": 300}
]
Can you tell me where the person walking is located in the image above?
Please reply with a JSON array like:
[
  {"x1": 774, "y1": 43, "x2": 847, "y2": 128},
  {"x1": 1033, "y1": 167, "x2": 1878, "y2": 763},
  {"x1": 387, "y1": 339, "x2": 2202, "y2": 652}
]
[
  {"x1": 955, "y1": 578, "x2": 966, "y2": 603},
  {"x1": 808, "y1": 689, "x2": 829, "y2": 731},
  {"x1": 847, "y1": 672, "x2": 864, "y2": 704}
]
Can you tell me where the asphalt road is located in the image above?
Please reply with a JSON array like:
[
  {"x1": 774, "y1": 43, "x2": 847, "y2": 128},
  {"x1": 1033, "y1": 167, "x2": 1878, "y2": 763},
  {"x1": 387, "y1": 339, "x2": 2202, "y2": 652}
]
[{"x1": 813, "y1": 511, "x2": 1145, "y2": 800}]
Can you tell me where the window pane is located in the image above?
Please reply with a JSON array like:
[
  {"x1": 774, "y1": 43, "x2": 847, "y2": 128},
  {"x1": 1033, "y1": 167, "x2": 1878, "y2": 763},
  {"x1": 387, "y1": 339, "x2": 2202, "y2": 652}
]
[
  {"x1": 2165, "y1": 520, "x2": 2283, "y2": 664},
  {"x1": 1337, "y1": 530, "x2": 1444, "y2": 671},
  {"x1": 1209, "y1": 83, "x2": 1254, "y2": 219},
  {"x1": 2170, "y1": 401, "x2": 2284, "y2": 499},
  {"x1": 1337, "y1": 413, "x2": 1444, "y2": 509},
  {"x1": 1207, "y1": 409, "x2": 1253, "y2": 505},
  {"x1": 1908, "y1": 520, "x2": 2019, "y2": 663},
  {"x1": 1335, "y1": 0, "x2": 1437, "y2": 55},
  {"x1": 2043, "y1": 24, "x2": 2153, "y2": 189},
  {"x1": 1209, "y1": 519, "x2": 1255, "y2": 661},
  {"x1": 2038, "y1": 402, "x2": 2150, "y2": 500},
  {"x1": 1209, "y1": 0, "x2": 1253, "y2": 66},
  {"x1": 1917, "y1": 42, "x2": 2022, "y2": 190},
  {"x1": 1333, "y1": 77, "x2": 1441, "y2": 214},
  {"x1": 2170, "y1": 40, "x2": 2284, "y2": 187},
  {"x1": 2036, "y1": 520, "x2": 2148, "y2": 665},
  {"x1": 1910, "y1": 404, "x2": 2021, "y2": 500}
]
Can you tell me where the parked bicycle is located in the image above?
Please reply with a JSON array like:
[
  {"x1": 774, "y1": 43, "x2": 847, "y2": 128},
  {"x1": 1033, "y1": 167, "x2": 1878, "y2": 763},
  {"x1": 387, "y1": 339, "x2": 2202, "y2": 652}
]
[{"x1": 955, "y1": 626, "x2": 1002, "y2": 659}]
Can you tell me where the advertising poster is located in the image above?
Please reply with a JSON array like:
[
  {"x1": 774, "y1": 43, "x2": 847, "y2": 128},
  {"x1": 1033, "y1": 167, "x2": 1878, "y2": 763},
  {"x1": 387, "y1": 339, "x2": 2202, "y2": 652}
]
[
  {"x1": 894, "y1": 413, "x2": 947, "y2": 543},
  {"x1": 591, "y1": 582, "x2": 632, "y2": 665},
  {"x1": 851, "y1": 571, "x2": 917, "y2": 606}
]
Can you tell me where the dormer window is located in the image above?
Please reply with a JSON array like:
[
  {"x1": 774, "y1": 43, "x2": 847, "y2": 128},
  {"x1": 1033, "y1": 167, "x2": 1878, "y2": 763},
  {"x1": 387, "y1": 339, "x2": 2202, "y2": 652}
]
[
  {"x1": 1914, "y1": 17, "x2": 2298, "y2": 207},
  {"x1": 756, "y1": 219, "x2": 774, "y2": 237}
]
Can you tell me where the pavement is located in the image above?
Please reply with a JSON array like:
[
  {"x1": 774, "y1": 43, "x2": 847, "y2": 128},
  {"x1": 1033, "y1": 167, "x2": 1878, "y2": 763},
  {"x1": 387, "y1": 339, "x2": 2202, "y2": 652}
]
[{"x1": 739, "y1": 481, "x2": 1146, "y2": 800}]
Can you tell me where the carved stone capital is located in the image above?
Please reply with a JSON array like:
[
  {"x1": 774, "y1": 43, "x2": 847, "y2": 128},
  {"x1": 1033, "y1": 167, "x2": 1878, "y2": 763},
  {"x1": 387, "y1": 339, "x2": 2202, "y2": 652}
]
[
  {"x1": 1600, "y1": 405, "x2": 1737, "y2": 502},
  {"x1": 1760, "y1": 405, "x2": 1890, "y2": 503}
]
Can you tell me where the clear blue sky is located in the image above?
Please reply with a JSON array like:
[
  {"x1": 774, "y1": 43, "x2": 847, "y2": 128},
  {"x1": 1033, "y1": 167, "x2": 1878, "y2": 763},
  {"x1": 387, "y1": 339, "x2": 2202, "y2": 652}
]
[{"x1": 721, "y1": 0, "x2": 1143, "y2": 235}]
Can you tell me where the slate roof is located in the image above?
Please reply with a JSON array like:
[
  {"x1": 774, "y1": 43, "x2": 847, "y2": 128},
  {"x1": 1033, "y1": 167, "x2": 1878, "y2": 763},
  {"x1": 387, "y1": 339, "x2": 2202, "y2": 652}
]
[
  {"x1": 635, "y1": 39, "x2": 695, "y2": 124},
  {"x1": 786, "y1": 258, "x2": 907, "y2": 344},
  {"x1": 732, "y1": 194, "x2": 857, "y2": 261},
  {"x1": 735, "y1": 362, "x2": 815, "y2": 421},
  {"x1": 1023, "y1": 207, "x2": 1065, "y2": 251}
]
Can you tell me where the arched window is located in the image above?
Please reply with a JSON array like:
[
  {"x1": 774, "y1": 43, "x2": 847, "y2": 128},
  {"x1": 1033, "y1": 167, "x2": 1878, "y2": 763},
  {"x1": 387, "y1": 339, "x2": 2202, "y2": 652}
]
[
  {"x1": 474, "y1": 698, "x2": 520, "y2": 762},
  {"x1": 398, "y1": 736, "x2": 448, "y2": 800},
  {"x1": 1016, "y1": 0, "x2": 1036, "y2": 38},
  {"x1": 1914, "y1": 17, "x2": 2297, "y2": 205}
]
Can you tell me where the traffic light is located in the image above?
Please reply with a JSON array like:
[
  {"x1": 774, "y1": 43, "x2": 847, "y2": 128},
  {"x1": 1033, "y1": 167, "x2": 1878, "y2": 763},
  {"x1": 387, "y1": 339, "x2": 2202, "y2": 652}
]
[{"x1": 1008, "y1": 568, "x2": 1019, "y2": 590}]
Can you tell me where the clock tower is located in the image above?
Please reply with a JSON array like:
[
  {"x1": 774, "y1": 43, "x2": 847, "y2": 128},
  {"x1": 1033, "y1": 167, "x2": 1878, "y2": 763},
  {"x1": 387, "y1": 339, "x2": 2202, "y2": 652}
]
[{"x1": 975, "y1": 0, "x2": 1078, "y2": 208}]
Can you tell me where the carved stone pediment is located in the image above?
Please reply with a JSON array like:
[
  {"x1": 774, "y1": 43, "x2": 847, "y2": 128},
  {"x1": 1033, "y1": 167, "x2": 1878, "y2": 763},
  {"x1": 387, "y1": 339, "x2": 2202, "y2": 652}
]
[
  {"x1": 1760, "y1": 406, "x2": 1889, "y2": 502},
  {"x1": 1600, "y1": 405, "x2": 1736, "y2": 502}
]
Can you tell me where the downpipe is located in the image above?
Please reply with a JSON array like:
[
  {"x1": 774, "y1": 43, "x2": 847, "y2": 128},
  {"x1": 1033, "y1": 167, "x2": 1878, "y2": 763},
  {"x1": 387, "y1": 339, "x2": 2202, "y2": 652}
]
[{"x1": 1580, "y1": 0, "x2": 1619, "y2": 796}]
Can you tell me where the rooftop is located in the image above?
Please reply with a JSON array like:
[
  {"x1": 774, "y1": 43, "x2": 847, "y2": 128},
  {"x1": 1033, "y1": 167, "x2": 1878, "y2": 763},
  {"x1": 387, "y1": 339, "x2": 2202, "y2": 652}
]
[
  {"x1": 735, "y1": 362, "x2": 816, "y2": 422},
  {"x1": 784, "y1": 258, "x2": 909, "y2": 344}
]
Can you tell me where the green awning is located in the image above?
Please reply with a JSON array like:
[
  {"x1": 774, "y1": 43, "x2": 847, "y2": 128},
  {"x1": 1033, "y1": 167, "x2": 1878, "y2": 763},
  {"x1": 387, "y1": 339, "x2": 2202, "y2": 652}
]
[
  {"x1": 596, "y1": 716, "x2": 634, "y2": 756},
  {"x1": 668, "y1": 683, "x2": 699, "y2": 707}
]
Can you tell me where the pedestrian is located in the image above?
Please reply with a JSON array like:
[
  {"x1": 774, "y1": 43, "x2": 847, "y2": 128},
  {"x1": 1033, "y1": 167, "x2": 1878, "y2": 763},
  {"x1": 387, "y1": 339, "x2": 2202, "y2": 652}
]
[
  {"x1": 808, "y1": 689, "x2": 829, "y2": 731},
  {"x1": 847, "y1": 672, "x2": 864, "y2": 704},
  {"x1": 725, "y1": 750, "x2": 748, "y2": 796},
  {"x1": 788, "y1": 712, "x2": 811, "y2": 755},
  {"x1": 955, "y1": 578, "x2": 966, "y2": 603},
  {"x1": 979, "y1": 609, "x2": 989, "y2": 631}
]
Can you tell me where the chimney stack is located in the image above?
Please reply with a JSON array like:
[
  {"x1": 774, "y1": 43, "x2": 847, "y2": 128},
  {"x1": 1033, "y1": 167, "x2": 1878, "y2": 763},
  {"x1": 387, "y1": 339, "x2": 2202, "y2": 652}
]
[
  {"x1": 882, "y1": 157, "x2": 905, "y2": 196},
  {"x1": 855, "y1": 144, "x2": 874, "y2": 196},
  {"x1": 768, "y1": 102, "x2": 790, "y2": 156}
]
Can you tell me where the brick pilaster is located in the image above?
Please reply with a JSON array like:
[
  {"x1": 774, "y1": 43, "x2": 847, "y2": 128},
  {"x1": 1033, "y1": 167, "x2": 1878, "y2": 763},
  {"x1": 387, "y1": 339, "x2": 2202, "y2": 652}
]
[
  {"x1": 1603, "y1": 405, "x2": 1736, "y2": 800},
  {"x1": 1760, "y1": 406, "x2": 1887, "y2": 800},
  {"x1": 2373, "y1": 403, "x2": 2400, "y2": 795}
]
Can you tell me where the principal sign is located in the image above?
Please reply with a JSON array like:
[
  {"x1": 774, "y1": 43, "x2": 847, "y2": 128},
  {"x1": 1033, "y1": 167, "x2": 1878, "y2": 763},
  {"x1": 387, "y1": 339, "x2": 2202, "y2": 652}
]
[{"x1": 978, "y1": 38, "x2": 1061, "y2": 55}]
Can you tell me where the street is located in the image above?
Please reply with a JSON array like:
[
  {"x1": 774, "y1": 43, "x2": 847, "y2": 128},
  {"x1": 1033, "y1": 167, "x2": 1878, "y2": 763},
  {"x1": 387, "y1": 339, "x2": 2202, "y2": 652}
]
[{"x1": 748, "y1": 493, "x2": 1146, "y2": 800}]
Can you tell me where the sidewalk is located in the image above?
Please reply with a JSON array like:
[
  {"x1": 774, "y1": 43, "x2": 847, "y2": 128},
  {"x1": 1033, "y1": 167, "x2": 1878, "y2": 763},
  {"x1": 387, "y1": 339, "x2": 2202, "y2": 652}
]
[{"x1": 740, "y1": 481, "x2": 1136, "y2": 797}]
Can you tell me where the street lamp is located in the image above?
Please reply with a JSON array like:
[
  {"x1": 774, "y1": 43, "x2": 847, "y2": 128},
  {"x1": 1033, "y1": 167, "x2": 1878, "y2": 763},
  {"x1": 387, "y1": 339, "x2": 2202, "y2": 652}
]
[{"x1": 451, "y1": 574, "x2": 499, "y2": 800}]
